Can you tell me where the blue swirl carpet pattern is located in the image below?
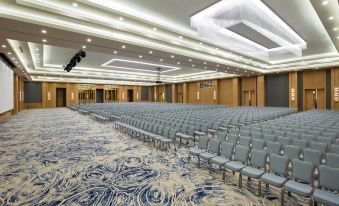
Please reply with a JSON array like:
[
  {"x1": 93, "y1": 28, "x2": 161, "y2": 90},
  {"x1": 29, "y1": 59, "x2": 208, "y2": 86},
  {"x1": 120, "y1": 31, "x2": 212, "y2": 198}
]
[{"x1": 0, "y1": 109, "x2": 307, "y2": 205}]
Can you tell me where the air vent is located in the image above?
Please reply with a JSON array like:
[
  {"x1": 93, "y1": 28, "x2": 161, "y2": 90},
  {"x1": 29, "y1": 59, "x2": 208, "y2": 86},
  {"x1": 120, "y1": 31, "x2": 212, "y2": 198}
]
[{"x1": 19, "y1": 47, "x2": 24, "y2": 53}]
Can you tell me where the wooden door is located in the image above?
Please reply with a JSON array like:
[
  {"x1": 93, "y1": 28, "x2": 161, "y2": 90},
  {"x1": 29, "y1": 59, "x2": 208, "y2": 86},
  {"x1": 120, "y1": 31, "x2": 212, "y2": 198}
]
[
  {"x1": 56, "y1": 88, "x2": 66, "y2": 107},
  {"x1": 317, "y1": 89, "x2": 326, "y2": 109},
  {"x1": 305, "y1": 89, "x2": 314, "y2": 111},
  {"x1": 305, "y1": 89, "x2": 326, "y2": 111},
  {"x1": 243, "y1": 91, "x2": 249, "y2": 106}
]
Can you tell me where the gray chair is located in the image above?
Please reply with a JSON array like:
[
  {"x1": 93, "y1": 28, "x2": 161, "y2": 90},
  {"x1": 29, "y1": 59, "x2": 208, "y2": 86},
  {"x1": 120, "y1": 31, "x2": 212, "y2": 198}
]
[
  {"x1": 188, "y1": 135, "x2": 209, "y2": 164},
  {"x1": 229, "y1": 129, "x2": 239, "y2": 136},
  {"x1": 239, "y1": 136, "x2": 251, "y2": 147},
  {"x1": 200, "y1": 139, "x2": 221, "y2": 169},
  {"x1": 225, "y1": 145, "x2": 250, "y2": 187},
  {"x1": 241, "y1": 149, "x2": 268, "y2": 196},
  {"x1": 252, "y1": 132, "x2": 262, "y2": 139},
  {"x1": 266, "y1": 141, "x2": 282, "y2": 156},
  {"x1": 287, "y1": 132, "x2": 300, "y2": 139},
  {"x1": 326, "y1": 153, "x2": 339, "y2": 168},
  {"x1": 227, "y1": 134, "x2": 239, "y2": 145},
  {"x1": 303, "y1": 149, "x2": 322, "y2": 177},
  {"x1": 159, "y1": 128, "x2": 178, "y2": 150},
  {"x1": 210, "y1": 142, "x2": 234, "y2": 180},
  {"x1": 283, "y1": 160, "x2": 314, "y2": 206},
  {"x1": 216, "y1": 131, "x2": 227, "y2": 142},
  {"x1": 317, "y1": 136, "x2": 333, "y2": 145},
  {"x1": 301, "y1": 134, "x2": 315, "y2": 142},
  {"x1": 260, "y1": 154, "x2": 289, "y2": 205},
  {"x1": 277, "y1": 136, "x2": 292, "y2": 148},
  {"x1": 264, "y1": 134, "x2": 276, "y2": 142},
  {"x1": 284, "y1": 145, "x2": 301, "y2": 161},
  {"x1": 252, "y1": 138, "x2": 265, "y2": 150},
  {"x1": 240, "y1": 130, "x2": 250, "y2": 137},
  {"x1": 274, "y1": 130, "x2": 286, "y2": 137},
  {"x1": 293, "y1": 139, "x2": 308, "y2": 151},
  {"x1": 310, "y1": 141, "x2": 328, "y2": 155},
  {"x1": 181, "y1": 126, "x2": 195, "y2": 146},
  {"x1": 313, "y1": 166, "x2": 339, "y2": 206},
  {"x1": 331, "y1": 145, "x2": 339, "y2": 154},
  {"x1": 262, "y1": 129, "x2": 273, "y2": 135}
]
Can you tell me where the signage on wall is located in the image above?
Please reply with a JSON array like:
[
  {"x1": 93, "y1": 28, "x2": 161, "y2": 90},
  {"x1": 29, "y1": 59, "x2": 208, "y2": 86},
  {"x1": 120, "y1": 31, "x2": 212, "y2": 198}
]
[
  {"x1": 71, "y1": 92, "x2": 74, "y2": 101},
  {"x1": 48, "y1": 92, "x2": 51, "y2": 101},
  {"x1": 197, "y1": 91, "x2": 200, "y2": 100},
  {"x1": 335, "y1": 87, "x2": 339, "y2": 102},
  {"x1": 136, "y1": 93, "x2": 139, "y2": 99},
  {"x1": 19, "y1": 91, "x2": 22, "y2": 102},
  {"x1": 213, "y1": 90, "x2": 216, "y2": 100},
  {"x1": 122, "y1": 93, "x2": 125, "y2": 99},
  {"x1": 162, "y1": 92, "x2": 165, "y2": 100},
  {"x1": 291, "y1": 88, "x2": 295, "y2": 102},
  {"x1": 154, "y1": 92, "x2": 157, "y2": 100}
]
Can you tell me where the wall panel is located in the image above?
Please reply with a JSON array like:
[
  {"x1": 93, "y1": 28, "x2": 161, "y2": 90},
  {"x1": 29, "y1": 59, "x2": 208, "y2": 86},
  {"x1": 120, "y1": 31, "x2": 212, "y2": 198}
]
[
  {"x1": 265, "y1": 73, "x2": 289, "y2": 107},
  {"x1": 218, "y1": 78, "x2": 233, "y2": 106},
  {"x1": 331, "y1": 68, "x2": 339, "y2": 110}
]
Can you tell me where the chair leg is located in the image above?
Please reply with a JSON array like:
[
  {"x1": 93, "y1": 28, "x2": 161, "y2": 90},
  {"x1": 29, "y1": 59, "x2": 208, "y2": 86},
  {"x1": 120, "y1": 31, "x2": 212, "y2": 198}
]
[
  {"x1": 222, "y1": 168, "x2": 225, "y2": 180},
  {"x1": 258, "y1": 180, "x2": 262, "y2": 196},
  {"x1": 208, "y1": 161, "x2": 211, "y2": 174},
  {"x1": 280, "y1": 188, "x2": 285, "y2": 206},
  {"x1": 308, "y1": 198, "x2": 313, "y2": 206},
  {"x1": 197, "y1": 156, "x2": 200, "y2": 168},
  {"x1": 239, "y1": 173, "x2": 243, "y2": 187}
]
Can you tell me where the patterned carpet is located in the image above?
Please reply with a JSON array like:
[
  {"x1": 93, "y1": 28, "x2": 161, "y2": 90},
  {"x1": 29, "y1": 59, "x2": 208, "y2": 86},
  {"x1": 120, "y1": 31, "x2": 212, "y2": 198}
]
[{"x1": 0, "y1": 108, "x2": 306, "y2": 206}]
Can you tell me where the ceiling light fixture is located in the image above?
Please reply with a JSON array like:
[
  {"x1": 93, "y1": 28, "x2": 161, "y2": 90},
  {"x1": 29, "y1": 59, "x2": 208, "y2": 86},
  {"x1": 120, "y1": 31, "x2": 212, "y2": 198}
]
[
  {"x1": 199, "y1": 42, "x2": 203, "y2": 45},
  {"x1": 72, "y1": 2, "x2": 78, "y2": 7},
  {"x1": 139, "y1": 55, "x2": 143, "y2": 58},
  {"x1": 177, "y1": 61, "x2": 180, "y2": 65},
  {"x1": 204, "y1": 62, "x2": 207, "y2": 65},
  {"x1": 87, "y1": 38, "x2": 92, "y2": 42},
  {"x1": 149, "y1": 50, "x2": 153, "y2": 54},
  {"x1": 153, "y1": 27, "x2": 157, "y2": 31},
  {"x1": 334, "y1": 28, "x2": 338, "y2": 31},
  {"x1": 119, "y1": 17, "x2": 124, "y2": 21},
  {"x1": 41, "y1": 29, "x2": 47, "y2": 34},
  {"x1": 192, "y1": 64, "x2": 195, "y2": 67},
  {"x1": 122, "y1": 45, "x2": 126, "y2": 49},
  {"x1": 113, "y1": 50, "x2": 118, "y2": 54},
  {"x1": 179, "y1": 35, "x2": 183, "y2": 39},
  {"x1": 329, "y1": 16, "x2": 334, "y2": 20},
  {"x1": 189, "y1": 59, "x2": 192, "y2": 62},
  {"x1": 7, "y1": 52, "x2": 11, "y2": 55},
  {"x1": 11, "y1": 57, "x2": 15, "y2": 60},
  {"x1": 322, "y1": 1, "x2": 328, "y2": 5},
  {"x1": 42, "y1": 39, "x2": 47, "y2": 42},
  {"x1": 1, "y1": 45, "x2": 6, "y2": 48},
  {"x1": 82, "y1": 45, "x2": 86, "y2": 49},
  {"x1": 160, "y1": 58, "x2": 163, "y2": 62},
  {"x1": 171, "y1": 55, "x2": 174, "y2": 58},
  {"x1": 36, "y1": 48, "x2": 39, "y2": 51}
]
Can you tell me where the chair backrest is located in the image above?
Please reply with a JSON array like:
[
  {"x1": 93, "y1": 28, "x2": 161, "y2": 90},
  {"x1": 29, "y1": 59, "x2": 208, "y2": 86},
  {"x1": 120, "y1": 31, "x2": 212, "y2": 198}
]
[
  {"x1": 274, "y1": 130, "x2": 286, "y2": 137},
  {"x1": 187, "y1": 126, "x2": 195, "y2": 135},
  {"x1": 252, "y1": 138, "x2": 265, "y2": 150},
  {"x1": 266, "y1": 141, "x2": 282, "y2": 155},
  {"x1": 252, "y1": 132, "x2": 262, "y2": 139},
  {"x1": 227, "y1": 134, "x2": 239, "y2": 145},
  {"x1": 318, "y1": 166, "x2": 339, "y2": 191},
  {"x1": 208, "y1": 139, "x2": 221, "y2": 155},
  {"x1": 277, "y1": 136, "x2": 292, "y2": 146},
  {"x1": 326, "y1": 153, "x2": 339, "y2": 168},
  {"x1": 239, "y1": 136, "x2": 251, "y2": 147},
  {"x1": 220, "y1": 142, "x2": 234, "y2": 159},
  {"x1": 303, "y1": 149, "x2": 322, "y2": 168},
  {"x1": 331, "y1": 145, "x2": 339, "y2": 154},
  {"x1": 250, "y1": 149, "x2": 267, "y2": 169},
  {"x1": 262, "y1": 129, "x2": 272, "y2": 135},
  {"x1": 310, "y1": 141, "x2": 328, "y2": 155},
  {"x1": 292, "y1": 159, "x2": 314, "y2": 184},
  {"x1": 317, "y1": 136, "x2": 333, "y2": 145},
  {"x1": 301, "y1": 134, "x2": 315, "y2": 142},
  {"x1": 234, "y1": 145, "x2": 250, "y2": 163},
  {"x1": 284, "y1": 145, "x2": 301, "y2": 161},
  {"x1": 216, "y1": 131, "x2": 226, "y2": 142},
  {"x1": 264, "y1": 134, "x2": 276, "y2": 142},
  {"x1": 156, "y1": 126, "x2": 163, "y2": 135},
  {"x1": 240, "y1": 130, "x2": 250, "y2": 137},
  {"x1": 287, "y1": 132, "x2": 300, "y2": 139},
  {"x1": 293, "y1": 139, "x2": 308, "y2": 150},
  {"x1": 198, "y1": 136, "x2": 209, "y2": 150},
  {"x1": 162, "y1": 127, "x2": 170, "y2": 137},
  {"x1": 169, "y1": 129, "x2": 177, "y2": 140},
  {"x1": 270, "y1": 154, "x2": 289, "y2": 176}
]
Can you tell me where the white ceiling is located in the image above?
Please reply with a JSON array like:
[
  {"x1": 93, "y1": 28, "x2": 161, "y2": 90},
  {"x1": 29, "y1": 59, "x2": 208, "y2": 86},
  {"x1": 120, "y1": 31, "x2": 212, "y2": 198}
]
[{"x1": 0, "y1": 0, "x2": 338, "y2": 85}]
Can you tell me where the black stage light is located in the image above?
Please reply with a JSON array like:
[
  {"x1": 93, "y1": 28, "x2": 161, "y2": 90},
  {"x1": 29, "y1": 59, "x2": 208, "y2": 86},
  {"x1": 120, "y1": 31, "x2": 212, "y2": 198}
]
[
  {"x1": 79, "y1": 50, "x2": 86, "y2": 58},
  {"x1": 63, "y1": 50, "x2": 87, "y2": 72}
]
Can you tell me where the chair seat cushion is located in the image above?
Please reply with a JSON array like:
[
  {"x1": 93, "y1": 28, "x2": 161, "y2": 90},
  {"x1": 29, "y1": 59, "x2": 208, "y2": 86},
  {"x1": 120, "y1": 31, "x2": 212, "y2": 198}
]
[
  {"x1": 189, "y1": 148, "x2": 205, "y2": 156},
  {"x1": 208, "y1": 129, "x2": 217, "y2": 133},
  {"x1": 154, "y1": 136, "x2": 165, "y2": 140},
  {"x1": 284, "y1": 180, "x2": 313, "y2": 197},
  {"x1": 176, "y1": 133, "x2": 185, "y2": 138},
  {"x1": 313, "y1": 189, "x2": 339, "y2": 206},
  {"x1": 160, "y1": 138, "x2": 173, "y2": 143},
  {"x1": 199, "y1": 152, "x2": 217, "y2": 160},
  {"x1": 242, "y1": 167, "x2": 264, "y2": 179},
  {"x1": 182, "y1": 134, "x2": 193, "y2": 140},
  {"x1": 194, "y1": 131, "x2": 205, "y2": 136},
  {"x1": 211, "y1": 156, "x2": 230, "y2": 165},
  {"x1": 225, "y1": 161, "x2": 246, "y2": 172},
  {"x1": 261, "y1": 173, "x2": 286, "y2": 187}
]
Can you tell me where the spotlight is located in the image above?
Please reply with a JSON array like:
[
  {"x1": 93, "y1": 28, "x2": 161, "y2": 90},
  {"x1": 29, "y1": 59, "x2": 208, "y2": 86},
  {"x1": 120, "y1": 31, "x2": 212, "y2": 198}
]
[{"x1": 63, "y1": 50, "x2": 87, "y2": 72}]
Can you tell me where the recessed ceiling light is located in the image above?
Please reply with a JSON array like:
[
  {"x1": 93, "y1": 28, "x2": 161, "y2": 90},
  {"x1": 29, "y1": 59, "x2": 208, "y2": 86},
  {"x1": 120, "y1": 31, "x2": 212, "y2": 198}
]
[
  {"x1": 322, "y1": 1, "x2": 328, "y2": 5},
  {"x1": 192, "y1": 64, "x2": 195, "y2": 67},
  {"x1": 160, "y1": 58, "x2": 163, "y2": 62},
  {"x1": 72, "y1": 2, "x2": 78, "y2": 7},
  {"x1": 122, "y1": 45, "x2": 126, "y2": 49},
  {"x1": 177, "y1": 61, "x2": 180, "y2": 65},
  {"x1": 87, "y1": 38, "x2": 92, "y2": 42},
  {"x1": 153, "y1": 27, "x2": 157, "y2": 31},
  {"x1": 15, "y1": 61, "x2": 18, "y2": 64},
  {"x1": 171, "y1": 55, "x2": 174, "y2": 58},
  {"x1": 204, "y1": 66, "x2": 207, "y2": 69},
  {"x1": 189, "y1": 59, "x2": 192, "y2": 62},
  {"x1": 334, "y1": 28, "x2": 338, "y2": 31},
  {"x1": 7, "y1": 52, "x2": 11, "y2": 55},
  {"x1": 82, "y1": 45, "x2": 86, "y2": 49},
  {"x1": 11, "y1": 57, "x2": 15, "y2": 60},
  {"x1": 179, "y1": 35, "x2": 183, "y2": 39},
  {"x1": 217, "y1": 64, "x2": 219, "y2": 67},
  {"x1": 41, "y1": 29, "x2": 47, "y2": 34},
  {"x1": 36, "y1": 48, "x2": 39, "y2": 51},
  {"x1": 329, "y1": 16, "x2": 335, "y2": 20},
  {"x1": 149, "y1": 50, "x2": 153, "y2": 54},
  {"x1": 119, "y1": 17, "x2": 124, "y2": 21},
  {"x1": 204, "y1": 62, "x2": 207, "y2": 65},
  {"x1": 199, "y1": 42, "x2": 203, "y2": 45},
  {"x1": 2, "y1": 44, "x2": 6, "y2": 48},
  {"x1": 42, "y1": 39, "x2": 47, "y2": 42},
  {"x1": 113, "y1": 50, "x2": 118, "y2": 54},
  {"x1": 139, "y1": 55, "x2": 143, "y2": 58}
]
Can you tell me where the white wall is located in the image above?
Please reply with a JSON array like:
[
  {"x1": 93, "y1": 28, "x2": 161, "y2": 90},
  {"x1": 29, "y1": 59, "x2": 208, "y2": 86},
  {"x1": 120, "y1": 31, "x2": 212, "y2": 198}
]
[{"x1": 0, "y1": 58, "x2": 13, "y2": 114}]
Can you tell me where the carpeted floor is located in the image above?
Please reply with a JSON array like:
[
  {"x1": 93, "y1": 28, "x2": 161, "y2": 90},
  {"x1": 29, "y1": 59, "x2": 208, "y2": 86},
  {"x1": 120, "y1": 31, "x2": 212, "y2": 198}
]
[{"x1": 0, "y1": 108, "x2": 307, "y2": 206}]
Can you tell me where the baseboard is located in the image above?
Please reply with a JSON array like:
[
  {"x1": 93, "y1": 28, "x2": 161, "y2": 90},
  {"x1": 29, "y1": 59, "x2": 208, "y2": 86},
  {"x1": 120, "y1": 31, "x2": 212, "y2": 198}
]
[{"x1": 0, "y1": 110, "x2": 12, "y2": 122}]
